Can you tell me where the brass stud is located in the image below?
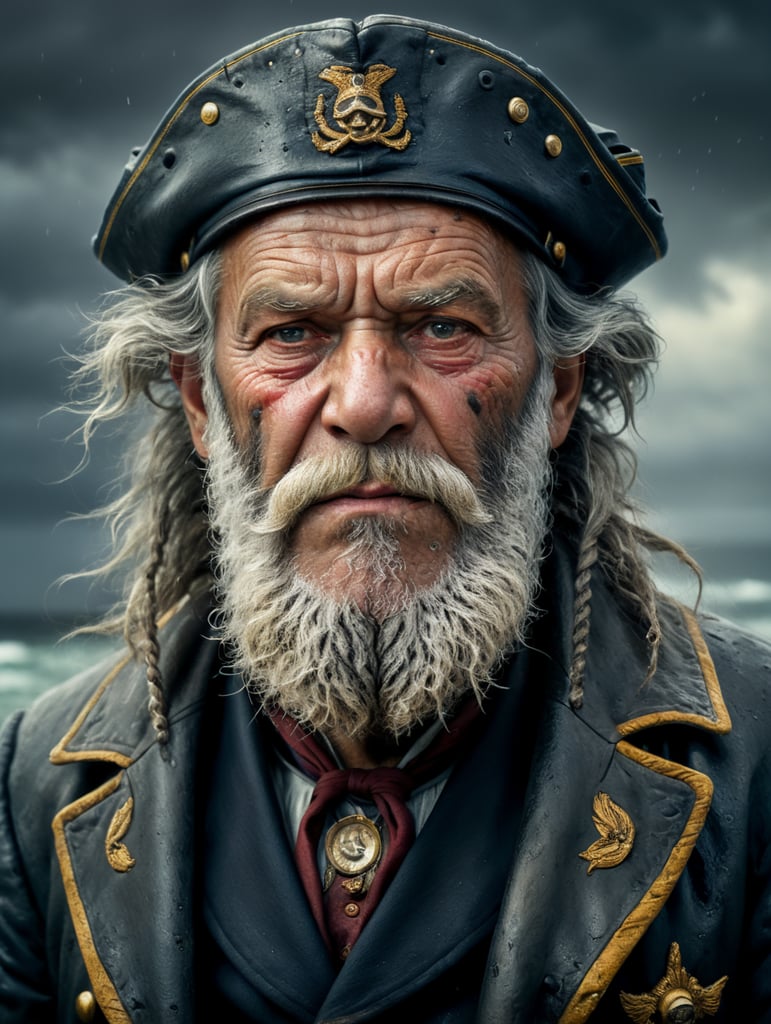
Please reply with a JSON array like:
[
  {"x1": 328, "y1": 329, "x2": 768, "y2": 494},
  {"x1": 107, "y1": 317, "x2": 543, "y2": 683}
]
[
  {"x1": 545, "y1": 134, "x2": 563, "y2": 157},
  {"x1": 200, "y1": 101, "x2": 220, "y2": 126},
  {"x1": 507, "y1": 97, "x2": 529, "y2": 124},
  {"x1": 552, "y1": 241, "x2": 567, "y2": 263},
  {"x1": 180, "y1": 251, "x2": 190, "y2": 272},
  {"x1": 75, "y1": 991, "x2": 96, "y2": 1022}
]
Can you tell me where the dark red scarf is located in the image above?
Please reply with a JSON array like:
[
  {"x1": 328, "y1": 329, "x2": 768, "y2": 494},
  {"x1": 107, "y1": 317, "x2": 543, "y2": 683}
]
[{"x1": 269, "y1": 698, "x2": 485, "y2": 964}]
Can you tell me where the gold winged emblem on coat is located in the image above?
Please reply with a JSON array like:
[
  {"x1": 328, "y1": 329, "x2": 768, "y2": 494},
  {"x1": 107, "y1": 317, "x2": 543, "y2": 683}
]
[
  {"x1": 312, "y1": 64, "x2": 412, "y2": 154},
  {"x1": 578, "y1": 791, "x2": 635, "y2": 873},
  {"x1": 620, "y1": 942, "x2": 727, "y2": 1022}
]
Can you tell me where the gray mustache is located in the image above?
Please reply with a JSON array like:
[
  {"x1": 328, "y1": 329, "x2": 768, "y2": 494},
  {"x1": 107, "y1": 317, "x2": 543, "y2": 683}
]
[{"x1": 255, "y1": 445, "x2": 492, "y2": 534}]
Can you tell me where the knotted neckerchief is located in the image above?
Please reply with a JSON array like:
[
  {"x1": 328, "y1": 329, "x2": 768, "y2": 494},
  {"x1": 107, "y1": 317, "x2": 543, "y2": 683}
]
[{"x1": 269, "y1": 698, "x2": 485, "y2": 964}]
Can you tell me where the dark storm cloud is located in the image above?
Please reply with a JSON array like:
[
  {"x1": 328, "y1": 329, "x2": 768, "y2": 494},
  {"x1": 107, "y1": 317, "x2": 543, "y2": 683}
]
[{"x1": 3, "y1": 0, "x2": 769, "y2": 614}]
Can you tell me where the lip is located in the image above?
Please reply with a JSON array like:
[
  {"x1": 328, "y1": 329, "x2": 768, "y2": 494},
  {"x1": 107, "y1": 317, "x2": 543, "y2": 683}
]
[
  {"x1": 330, "y1": 482, "x2": 404, "y2": 500},
  {"x1": 311, "y1": 482, "x2": 425, "y2": 516}
]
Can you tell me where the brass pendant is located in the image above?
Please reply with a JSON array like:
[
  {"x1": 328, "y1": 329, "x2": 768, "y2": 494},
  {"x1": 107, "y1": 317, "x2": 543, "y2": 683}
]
[{"x1": 325, "y1": 814, "x2": 382, "y2": 877}]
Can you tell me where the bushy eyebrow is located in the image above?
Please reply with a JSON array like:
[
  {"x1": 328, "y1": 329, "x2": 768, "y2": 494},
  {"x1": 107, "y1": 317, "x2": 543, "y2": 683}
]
[
  {"x1": 234, "y1": 277, "x2": 505, "y2": 338},
  {"x1": 404, "y1": 278, "x2": 502, "y2": 327},
  {"x1": 235, "y1": 288, "x2": 310, "y2": 339}
]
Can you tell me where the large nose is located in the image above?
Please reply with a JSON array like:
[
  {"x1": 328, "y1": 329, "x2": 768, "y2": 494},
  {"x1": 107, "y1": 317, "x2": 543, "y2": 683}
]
[{"x1": 321, "y1": 330, "x2": 416, "y2": 444}]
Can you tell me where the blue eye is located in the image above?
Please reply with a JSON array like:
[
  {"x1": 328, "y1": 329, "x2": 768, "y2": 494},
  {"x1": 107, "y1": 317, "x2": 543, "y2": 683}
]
[
  {"x1": 427, "y1": 321, "x2": 458, "y2": 339},
  {"x1": 273, "y1": 326, "x2": 307, "y2": 344}
]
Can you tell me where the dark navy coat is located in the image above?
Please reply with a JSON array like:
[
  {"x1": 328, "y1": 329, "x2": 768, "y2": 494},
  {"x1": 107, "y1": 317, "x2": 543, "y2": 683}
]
[{"x1": 1, "y1": 554, "x2": 770, "y2": 1022}]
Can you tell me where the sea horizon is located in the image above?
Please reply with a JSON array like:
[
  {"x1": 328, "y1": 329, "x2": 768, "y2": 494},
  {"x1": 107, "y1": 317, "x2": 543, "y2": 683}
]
[{"x1": 2, "y1": 539, "x2": 770, "y2": 724}]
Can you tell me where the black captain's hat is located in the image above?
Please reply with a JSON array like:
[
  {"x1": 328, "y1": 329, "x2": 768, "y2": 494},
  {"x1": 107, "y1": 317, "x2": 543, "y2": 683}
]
[{"x1": 94, "y1": 14, "x2": 667, "y2": 293}]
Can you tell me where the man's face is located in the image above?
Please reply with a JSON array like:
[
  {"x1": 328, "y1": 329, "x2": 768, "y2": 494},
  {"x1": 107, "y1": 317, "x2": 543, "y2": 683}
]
[{"x1": 177, "y1": 199, "x2": 580, "y2": 607}]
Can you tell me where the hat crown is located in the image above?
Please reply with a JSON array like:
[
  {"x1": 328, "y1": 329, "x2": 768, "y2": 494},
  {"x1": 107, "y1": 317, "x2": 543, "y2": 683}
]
[{"x1": 94, "y1": 14, "x2": 666, "y2": 292}]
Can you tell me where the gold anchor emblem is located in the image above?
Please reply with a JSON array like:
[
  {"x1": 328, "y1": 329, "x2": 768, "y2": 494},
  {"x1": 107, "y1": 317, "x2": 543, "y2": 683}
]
[
  {"x1": 620, "y1": 942, "x2": 728, "y2": 1022},
  {"x1": 312, "y1": 64, "x2": 411, "y2": 154}
]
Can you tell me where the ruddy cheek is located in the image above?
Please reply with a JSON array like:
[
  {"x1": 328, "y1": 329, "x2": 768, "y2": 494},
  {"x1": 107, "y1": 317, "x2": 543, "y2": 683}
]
[{"x1": 461, "y1": 365, "x2": 522, "y2": 421}]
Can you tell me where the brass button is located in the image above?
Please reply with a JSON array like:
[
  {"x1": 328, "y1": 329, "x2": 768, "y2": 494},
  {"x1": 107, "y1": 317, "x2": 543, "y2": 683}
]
[
  {"x1": 552, "y1": 241, "x2": 567, "y2": 263},
  {"x1": 545, "y1": 134, "x2": 563, "y2": 157},
  {"x1": 344, "y1": 902, "x2": 360, "y2": 917},
  {"x1": 200, "y1": 101, "x2": 220, "y2": 125},
  {"x1": 75, "y1": 991, "x2": 96, "y2": 1022},
  {"x1": 180, "y1": 250, "x2": 190, "y2": 272},
  {"x1": 507, "y1": 97, "x2": 529, "y2": 124}
]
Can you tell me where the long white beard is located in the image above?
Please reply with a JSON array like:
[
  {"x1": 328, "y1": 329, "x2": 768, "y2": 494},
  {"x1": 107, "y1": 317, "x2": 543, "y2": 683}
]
[{"x1": 203, "y1": 370, "x2": 554, "y2": 740}]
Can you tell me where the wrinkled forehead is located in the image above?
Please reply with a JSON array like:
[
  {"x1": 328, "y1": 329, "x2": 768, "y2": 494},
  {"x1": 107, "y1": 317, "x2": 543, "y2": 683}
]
[
  {"x1": 213, "y1": 199, "x2": 532, "y2": 332},
  {"x1": 93, "y1": 14, "x2": 666, "y2": 294}
]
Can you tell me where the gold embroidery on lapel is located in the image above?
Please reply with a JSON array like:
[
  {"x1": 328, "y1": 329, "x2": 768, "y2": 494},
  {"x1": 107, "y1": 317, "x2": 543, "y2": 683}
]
[
  {"x1": 619, "y1": 941, "x2": 728, "y2": 1022},
  {"x1": 53, "y1": 773, "x2": 132, "y2": 1022},
  {"x1": 578, "y1": 791, "x2": 635, "y2": 874},
  {"x1": 312, "y1": 64, "x2": 411, "y2": 153},
  {"x1": 105, "y1": 797, "x2": 136, "y2": 872},
  {"x1": 559, "y1": 744, "x2": 714, "y2": 1023},
  {"x1": 616, "y1": 606, "x2": 731, "y2": 738}
]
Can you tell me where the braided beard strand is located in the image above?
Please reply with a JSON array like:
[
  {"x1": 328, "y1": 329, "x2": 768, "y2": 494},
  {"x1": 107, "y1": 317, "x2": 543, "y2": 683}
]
[{"x1": 203, "y1": 370, "x2": 554, "y2": 740}]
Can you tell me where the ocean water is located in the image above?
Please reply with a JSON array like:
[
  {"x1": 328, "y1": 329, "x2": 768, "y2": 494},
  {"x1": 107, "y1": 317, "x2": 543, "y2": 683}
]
[
  {"x1": 0, "y1": 628, "x2": 121, "y2": 723},
  {"x1": 2, "y1": 557, "x2": 770, "y2": 724}
]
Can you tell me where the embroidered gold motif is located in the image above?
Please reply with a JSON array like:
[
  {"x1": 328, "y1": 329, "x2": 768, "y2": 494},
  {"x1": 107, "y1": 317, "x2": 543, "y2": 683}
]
[
  {"x1": 578, "y1": 791, "x2": 635, "y2": 874},
  {"x1": 312, "y1": 64, "x2": 411, "y2": 153},
  {"x1": 620, "y1": 942, "x2": 728, "y2": 1022},
  {"x1": 105, "y1": 797, "x2": 136, "y2": 872}
]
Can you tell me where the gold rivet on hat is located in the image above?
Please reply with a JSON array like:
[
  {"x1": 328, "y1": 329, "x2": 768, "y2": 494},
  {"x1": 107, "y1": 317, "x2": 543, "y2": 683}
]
[
  {"x1": 507, "y1": 97, "x2": 529, "y2": 124},
  {"x1": 552, "y1": 241, "x2": 567, "y2": 263},
  {"x1": 180, "y1": 251, "x2": 190, "y2": 272},
  {"x1": 545, "y1": 134, "x2": 563, "y2": 157},
  {"x1": 200, "y1": 101, "x2": 220, "y2": 126}
]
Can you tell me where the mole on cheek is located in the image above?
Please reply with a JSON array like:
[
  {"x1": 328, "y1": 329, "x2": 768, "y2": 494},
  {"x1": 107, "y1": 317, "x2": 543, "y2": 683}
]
[{"x1": 466, "y1": 392, "x2": 482, "y2": 416}]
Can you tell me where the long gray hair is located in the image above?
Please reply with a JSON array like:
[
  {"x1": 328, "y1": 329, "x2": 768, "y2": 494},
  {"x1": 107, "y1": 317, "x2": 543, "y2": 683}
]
[{"x1": 68, "y1": 246, "x2": 698, "y2": 738}]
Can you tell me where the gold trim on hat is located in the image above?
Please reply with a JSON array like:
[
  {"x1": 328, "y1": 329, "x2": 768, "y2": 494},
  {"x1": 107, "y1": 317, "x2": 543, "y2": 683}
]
[
  {"x1": 427, "y1": 31, "x2": 663, "y2": 261},
  {"x1": 97, "y1": 33, "x2": 304, "y2": 262}
]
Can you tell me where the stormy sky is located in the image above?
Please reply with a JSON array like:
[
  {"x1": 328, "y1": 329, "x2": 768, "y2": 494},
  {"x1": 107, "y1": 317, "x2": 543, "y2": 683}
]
[{"x1": 2, "y1": 0, "x2": 769, "y2": 621}]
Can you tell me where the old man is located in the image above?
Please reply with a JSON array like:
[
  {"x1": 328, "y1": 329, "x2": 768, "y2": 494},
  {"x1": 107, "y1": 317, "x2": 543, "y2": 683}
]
[{"x1": 1, "y1": 15, "x2": 770, "y2": 1024}]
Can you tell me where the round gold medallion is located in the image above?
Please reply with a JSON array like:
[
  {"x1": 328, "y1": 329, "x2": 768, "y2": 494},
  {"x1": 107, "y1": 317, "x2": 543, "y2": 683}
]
[{"x1": 325, "y1": 814, "x2": 382, "y2": 876}]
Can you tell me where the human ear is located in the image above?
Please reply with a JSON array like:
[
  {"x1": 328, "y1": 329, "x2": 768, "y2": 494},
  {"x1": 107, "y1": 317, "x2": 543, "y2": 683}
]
[
  {"x1": 169, "y1": 353, "x2": 209, "y2": 458},
  {"x1": 548, "y1": 354, "x2": 585, "y2": 448}
]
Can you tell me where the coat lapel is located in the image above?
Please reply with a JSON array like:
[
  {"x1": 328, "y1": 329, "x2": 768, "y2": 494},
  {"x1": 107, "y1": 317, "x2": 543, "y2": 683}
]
[
  {"x1": 50, "y1": 600, "x2": 218, "y2": 1024},
  {"x1": 202, "y1": 687, "x2": 336, "y2": 1020},
  {"x1": 47, "y1": 549, "x2": 733, "y2": 1024},
  {"x1": 479, "y1": 566, "x2": 731, "y2": 1024}
]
